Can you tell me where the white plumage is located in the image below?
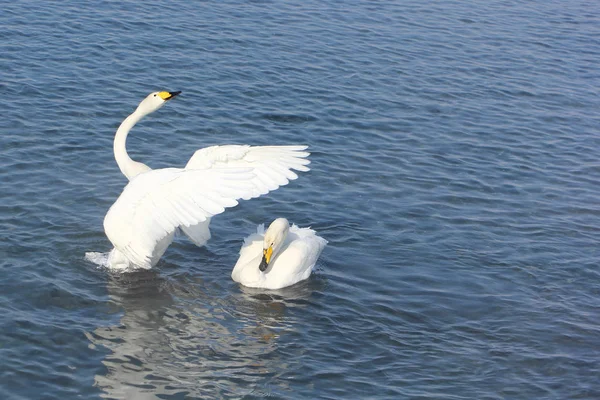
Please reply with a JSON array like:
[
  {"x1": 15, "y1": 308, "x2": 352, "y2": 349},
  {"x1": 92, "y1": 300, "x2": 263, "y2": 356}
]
[
  {"x1": 95, "y1": 91, "x2": 310, "y2": 270},
  {"x1": 232, "y1": 218, "x2": 327, "y2": 290}
]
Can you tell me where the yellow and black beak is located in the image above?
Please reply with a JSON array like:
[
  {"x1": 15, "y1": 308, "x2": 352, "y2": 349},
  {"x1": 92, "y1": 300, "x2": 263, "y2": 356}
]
[
  {"x1": 259, "y1": 246, "x2": 273, "y2": 272},
  {"x1": 158, "y1": 91, "x2": 181, "y2": 101}
]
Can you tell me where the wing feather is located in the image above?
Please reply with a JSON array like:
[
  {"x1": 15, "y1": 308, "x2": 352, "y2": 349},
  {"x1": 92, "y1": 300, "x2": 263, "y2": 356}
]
[
  {"x1": 178, "y1": 145, "x2": 311, "y2": 246},
  {"x1": 104, "y1": 167, "x2": 255, "y2": 267},
  {"x1": 185, "y1": 145, "x2": 310, "y2": 201},
  {"x1": 173, "y1": 145, "x2": 310, "y2": 250}
]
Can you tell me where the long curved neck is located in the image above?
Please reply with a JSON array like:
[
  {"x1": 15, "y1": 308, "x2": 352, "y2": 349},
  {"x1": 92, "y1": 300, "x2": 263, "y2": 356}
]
[
  {"x1": 114, "y1": 109, "x2": 151, "y2": 180},
  {"x1": 267, "y1": 229, "x2": 289, "y2": 261}
]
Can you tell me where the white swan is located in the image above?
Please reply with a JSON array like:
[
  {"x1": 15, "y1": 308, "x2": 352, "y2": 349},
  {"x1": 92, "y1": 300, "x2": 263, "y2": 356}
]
[
  {"x1": 231, "y1": 218, "x2": 327, "y2": 289},
  {"x1": 98, "y1": 91, "x2": 310, "y2": 270}
]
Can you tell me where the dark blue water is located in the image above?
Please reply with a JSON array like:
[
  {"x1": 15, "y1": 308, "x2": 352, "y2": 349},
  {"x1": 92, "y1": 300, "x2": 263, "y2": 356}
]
[{"x1": 2, "y1": 0, "x2": 600, "y2": 398}]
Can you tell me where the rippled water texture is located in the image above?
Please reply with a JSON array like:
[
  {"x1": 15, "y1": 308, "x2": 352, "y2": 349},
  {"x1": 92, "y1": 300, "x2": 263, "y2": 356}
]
[{"x1": 2, "y1": 1, "x2": 600, "y2": 398}]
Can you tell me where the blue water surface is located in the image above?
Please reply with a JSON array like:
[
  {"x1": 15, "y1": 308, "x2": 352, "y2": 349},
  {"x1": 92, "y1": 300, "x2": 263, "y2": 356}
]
[{"x1": 1, "y1": 0, "x2": 600, "y2": 398}]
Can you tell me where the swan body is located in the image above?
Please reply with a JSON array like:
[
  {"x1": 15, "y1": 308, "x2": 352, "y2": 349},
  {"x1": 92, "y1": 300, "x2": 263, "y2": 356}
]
[
  {"x1": 231, "y1": 218, "x2": 327, "y2": 289},
  {"x1": 101, "y1": 91, "x2": 310, "y2": 270}
]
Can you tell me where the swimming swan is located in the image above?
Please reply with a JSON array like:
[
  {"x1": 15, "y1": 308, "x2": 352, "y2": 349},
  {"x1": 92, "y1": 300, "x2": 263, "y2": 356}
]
[
  {"x1": 100, "y1": 91, "x2": 310, "y2": 269},
  {"x1": 231, "y1": 218, "x2": 327, "y2": 289}
]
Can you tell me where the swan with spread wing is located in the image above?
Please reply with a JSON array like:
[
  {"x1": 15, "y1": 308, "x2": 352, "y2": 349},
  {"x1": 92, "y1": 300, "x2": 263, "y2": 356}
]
[{"x1": 94, "y1": 91, "x2": 310, "y2": 270}]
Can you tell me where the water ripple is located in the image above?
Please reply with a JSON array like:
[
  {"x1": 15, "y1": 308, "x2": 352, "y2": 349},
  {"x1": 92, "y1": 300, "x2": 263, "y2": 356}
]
[{"x1": 2, "y1": 0, "x2": 600, "y2": 398}]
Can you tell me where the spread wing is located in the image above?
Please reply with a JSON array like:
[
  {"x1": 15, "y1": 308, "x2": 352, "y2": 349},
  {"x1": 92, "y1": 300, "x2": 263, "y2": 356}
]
[
  {"x1": 103, "y1": 167, "x2": 256, "y2": 268},
  {"x1": 185, "y1": 145, "x2": 310, "y2": 200}
]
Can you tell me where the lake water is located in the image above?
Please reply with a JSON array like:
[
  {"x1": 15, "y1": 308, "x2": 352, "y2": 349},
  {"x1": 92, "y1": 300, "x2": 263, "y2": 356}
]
[{"x1": 2, "y1": 1, "x2": 600, "y2": 398}]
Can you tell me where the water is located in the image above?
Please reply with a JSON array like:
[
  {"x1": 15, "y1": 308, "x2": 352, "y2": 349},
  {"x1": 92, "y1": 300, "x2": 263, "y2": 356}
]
[{"x1": 2, "y1": 0, "x2": 600, "y2": 398}]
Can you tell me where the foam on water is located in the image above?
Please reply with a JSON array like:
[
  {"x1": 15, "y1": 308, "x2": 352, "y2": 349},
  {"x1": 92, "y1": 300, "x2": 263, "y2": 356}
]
[{"x1": 84, "y1": 252, "x2": 111, "y2": 268}]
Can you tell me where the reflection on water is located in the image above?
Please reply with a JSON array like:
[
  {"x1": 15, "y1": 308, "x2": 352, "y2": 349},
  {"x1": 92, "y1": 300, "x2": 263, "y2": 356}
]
[{"x1": 87, "y1": 269, "x2": 323, "y2": 399}]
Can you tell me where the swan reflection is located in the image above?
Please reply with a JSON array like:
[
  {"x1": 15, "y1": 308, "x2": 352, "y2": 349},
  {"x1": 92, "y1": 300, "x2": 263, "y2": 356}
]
[{"x1": 88, "y1": 268, "x2": 323, "y2": 398}]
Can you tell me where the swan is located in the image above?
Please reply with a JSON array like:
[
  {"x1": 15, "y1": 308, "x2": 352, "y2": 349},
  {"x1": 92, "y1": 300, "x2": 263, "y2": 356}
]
[
  {"x1": 231, "y1": 218, "x2": 327, "y2": 289},
  {"x1": 96, "y1": 91, "x2": 310, "y2": 270}
]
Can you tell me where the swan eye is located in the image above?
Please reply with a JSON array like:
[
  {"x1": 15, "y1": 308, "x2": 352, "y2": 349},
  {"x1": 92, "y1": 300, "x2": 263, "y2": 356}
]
[{"x1": 153, "y1": 94, "x2": 157, "y2": 97}]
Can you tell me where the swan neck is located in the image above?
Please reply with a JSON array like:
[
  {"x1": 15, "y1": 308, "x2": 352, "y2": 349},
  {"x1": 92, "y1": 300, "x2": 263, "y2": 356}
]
[
  {"x1": 271, "y1": 229, "x2": 288, "y2": 261},
  {"x1": 114, "y1": 110, "x2": 149, "y2": 180}
]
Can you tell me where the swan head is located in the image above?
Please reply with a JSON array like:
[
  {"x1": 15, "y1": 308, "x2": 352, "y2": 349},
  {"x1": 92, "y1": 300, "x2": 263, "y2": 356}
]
[
  {"x1": 259, "y1": 218, "x2": 290, "y2": 272},
  {"x1": 135, "y1": 91, "x2": 181, "y2": 116}
]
